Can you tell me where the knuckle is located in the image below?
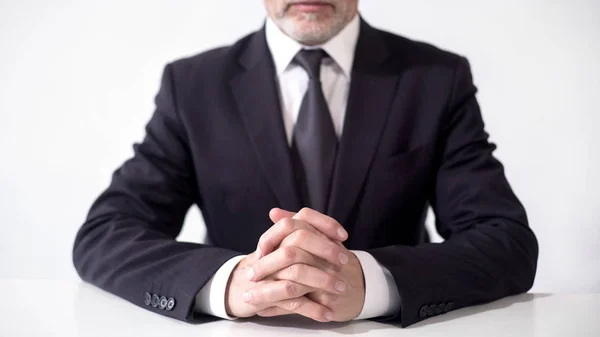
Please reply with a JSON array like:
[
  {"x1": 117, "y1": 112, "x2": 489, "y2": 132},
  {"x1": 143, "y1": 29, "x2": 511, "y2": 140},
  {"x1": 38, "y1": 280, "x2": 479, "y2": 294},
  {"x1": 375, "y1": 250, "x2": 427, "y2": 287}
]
[
  {"x1": 286, "y1": 264, "x2": 301, "y2": 280},
  {"x1": 284, "y1": 281, "x2": 297, "y2": 297},
  {"x1": 257, "y1": 233, "x2": 267, "y2": 246},
  {"x1": 298, "y1": 207, "x2": 311, "y2": 218},
  {"x1": 258, "y1": 233, "x2": 273, "y2": 250},
  {"x1": 314, "y1": 291, "x2": 328, "y2": 304},
  {"x1": 282, "y1": 246, "x2": 297, "y2": 262},
  {"x1": 289, "y1": 230, "x2": 302, "y2": 245},
  {"x1": 286, "y1": 296, "x2": 304, "y2": 311},
  {"x1": 295, "y1": 229, "x2": 309, "y2": 242},
  {"x1": 279, "y1": 218, "x2": 294, "y2": 232}
]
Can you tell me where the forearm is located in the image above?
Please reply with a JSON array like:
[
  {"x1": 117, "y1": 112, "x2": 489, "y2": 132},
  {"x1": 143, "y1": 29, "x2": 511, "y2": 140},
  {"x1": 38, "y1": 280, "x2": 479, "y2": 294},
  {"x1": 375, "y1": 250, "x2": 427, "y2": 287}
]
[
  {"x1": 365, "y1": 55, "x2": 538, "y2": 327},
  {"x1": 368, "y1": 220, "x2": 538, "y2": 327},
  {"x1": 71, "y1": 62, "x2": 247, "y2": 322},
  {"x1": 73, "y1": 215, "x2": 241, "y2": 321}
]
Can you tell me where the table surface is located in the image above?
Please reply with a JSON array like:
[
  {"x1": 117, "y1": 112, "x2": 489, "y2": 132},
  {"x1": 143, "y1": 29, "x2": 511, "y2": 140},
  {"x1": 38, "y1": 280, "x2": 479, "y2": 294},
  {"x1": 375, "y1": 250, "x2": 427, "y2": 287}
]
[{"x1": 2, "y1": 279, "x2": 599, "y2": 337}]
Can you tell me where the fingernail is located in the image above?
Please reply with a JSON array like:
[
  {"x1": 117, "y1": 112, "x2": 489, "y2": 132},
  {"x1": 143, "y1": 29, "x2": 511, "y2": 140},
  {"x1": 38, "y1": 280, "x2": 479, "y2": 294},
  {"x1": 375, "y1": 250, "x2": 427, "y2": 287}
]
[
  {"x1": 325, "y1": 311, "x2": 334, "y2": 321},
  {"x1": 246, "y1": 268, "x2": 255, "y2": 281},
  {"x1": 255, "y1": 248, "x2": 262, "y2": 259},
  {"x1": 338, "y1": 253, "x2": 349, "y2": 265},
  {"x1": 337, "y1": 228, "x2": 347, "y2": 239},
  {"x1": 335, "y1": 281, "x2": 346, "y2": 292},
  {"x1": 242, "y1": 292, "x2": 252, "y2": 303}
]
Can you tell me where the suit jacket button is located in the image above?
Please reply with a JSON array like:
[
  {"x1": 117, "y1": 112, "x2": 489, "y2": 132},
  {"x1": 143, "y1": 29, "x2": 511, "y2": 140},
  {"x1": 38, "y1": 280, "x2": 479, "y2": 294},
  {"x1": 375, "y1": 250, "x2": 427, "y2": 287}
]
[
  {"x1": 427, "y1": 305, "x2": 436, "y2": 316},
  {"x1": 419, "y1": 305, "x2": 428, "y2": 318},
  {"x1": 436, "y1": 304, "x2": 445, "y2": 314},
  {"x1": 159, "y1": 296, "x2": 168, "y2": 310},
  {"x1": 151, "y1": 294, "x2": 160, "y2": 308},
  {"x1": 444, "y1": 302, "x2": 455, "y2": 312},
  {"x1": 166, "y1": 297, "x2": 176, "y2": 311},
  {"x1": 144, "y1": 292, "x2": 152, "y2": 306}
]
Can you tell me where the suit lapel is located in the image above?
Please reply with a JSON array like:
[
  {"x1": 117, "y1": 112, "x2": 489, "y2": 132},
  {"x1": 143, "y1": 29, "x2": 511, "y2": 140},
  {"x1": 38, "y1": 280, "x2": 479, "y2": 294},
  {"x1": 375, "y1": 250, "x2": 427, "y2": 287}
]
[
  {"x1": 328, "y1": 20, "x2": 400, "y2": 231},
  {"x1": 230, "y1": 28, "x2": 302, "y2": 212}
]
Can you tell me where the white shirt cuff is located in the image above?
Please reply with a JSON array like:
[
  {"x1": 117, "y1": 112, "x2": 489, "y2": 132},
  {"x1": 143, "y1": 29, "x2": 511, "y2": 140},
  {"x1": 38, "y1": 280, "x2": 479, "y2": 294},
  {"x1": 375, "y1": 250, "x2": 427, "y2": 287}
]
[
  {"x1": 194, "y1": 255, "x2": 246, "y2": 320},
  {"x1": 351, "y1": 250, "x2": 401, "y2": 320}
]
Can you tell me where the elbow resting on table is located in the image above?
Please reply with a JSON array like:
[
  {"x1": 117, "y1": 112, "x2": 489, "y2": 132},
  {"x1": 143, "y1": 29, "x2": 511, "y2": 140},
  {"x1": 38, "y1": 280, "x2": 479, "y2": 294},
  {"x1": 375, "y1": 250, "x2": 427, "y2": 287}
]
[{"x1": 502, "y1": 220, "x2": 540, "y2": 295}]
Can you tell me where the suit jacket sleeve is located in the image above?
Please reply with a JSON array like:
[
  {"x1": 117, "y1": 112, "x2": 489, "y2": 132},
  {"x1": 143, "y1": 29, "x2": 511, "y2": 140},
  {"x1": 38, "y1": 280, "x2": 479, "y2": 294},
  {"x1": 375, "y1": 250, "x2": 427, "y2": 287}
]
[
  {"x1": 72, "y1": 63, "x2": 241, "y2": 322},
  {"x1": 368, "y1": 57, "x2": 539, "y2": 327}
]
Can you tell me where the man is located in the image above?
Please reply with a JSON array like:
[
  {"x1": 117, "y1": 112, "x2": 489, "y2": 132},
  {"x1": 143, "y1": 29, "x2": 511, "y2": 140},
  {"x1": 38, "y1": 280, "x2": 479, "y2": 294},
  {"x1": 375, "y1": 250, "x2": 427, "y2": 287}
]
[{"x1": 73, "y1": 0, "x2": 539, "y2": 327}]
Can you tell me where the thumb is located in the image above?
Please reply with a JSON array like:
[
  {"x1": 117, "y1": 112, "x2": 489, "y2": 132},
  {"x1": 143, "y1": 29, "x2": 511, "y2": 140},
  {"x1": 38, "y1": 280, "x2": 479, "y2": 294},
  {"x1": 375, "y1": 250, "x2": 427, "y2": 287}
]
[{"x1": 269, "y1": 207, "x2": 296, "y2": 223}]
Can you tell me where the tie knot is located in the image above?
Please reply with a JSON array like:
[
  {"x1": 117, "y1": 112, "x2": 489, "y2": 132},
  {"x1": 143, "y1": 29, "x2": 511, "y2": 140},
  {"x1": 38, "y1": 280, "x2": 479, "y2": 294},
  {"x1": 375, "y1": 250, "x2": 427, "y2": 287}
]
[{"x1": 294, "y1": 49, "x2": 328, "y2": 79}]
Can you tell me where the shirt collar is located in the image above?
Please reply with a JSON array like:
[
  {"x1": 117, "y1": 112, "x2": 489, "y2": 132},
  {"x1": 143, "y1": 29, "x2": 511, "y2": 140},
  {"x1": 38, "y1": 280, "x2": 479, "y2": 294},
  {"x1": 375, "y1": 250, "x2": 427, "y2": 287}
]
[{"x1": 265, "y1": 14, "x2": 360, "y2": 77}]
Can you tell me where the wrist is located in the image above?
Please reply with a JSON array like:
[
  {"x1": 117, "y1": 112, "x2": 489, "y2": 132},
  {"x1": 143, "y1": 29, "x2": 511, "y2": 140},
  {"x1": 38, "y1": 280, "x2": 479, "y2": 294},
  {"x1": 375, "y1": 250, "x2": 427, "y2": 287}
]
[
  {"x1": 349, "y1": 251, "x2": 366, "y2": 318},
  {"x1": 225, "y1": 261, "x2": 243, "y2": 317},
  {"x1": 225, "y1": 271, "x2": 235, "y2": 317},
  {"x1": 224, "y1": 253, "x2": 258, "y2": 318}
]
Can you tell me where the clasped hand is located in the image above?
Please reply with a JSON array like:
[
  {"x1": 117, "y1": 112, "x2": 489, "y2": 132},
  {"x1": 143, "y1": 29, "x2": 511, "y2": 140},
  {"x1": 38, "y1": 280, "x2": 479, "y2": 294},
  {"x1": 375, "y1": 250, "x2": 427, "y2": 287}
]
[{"x1": 225, "y1": 208, "x2": 365, "y2": 322}]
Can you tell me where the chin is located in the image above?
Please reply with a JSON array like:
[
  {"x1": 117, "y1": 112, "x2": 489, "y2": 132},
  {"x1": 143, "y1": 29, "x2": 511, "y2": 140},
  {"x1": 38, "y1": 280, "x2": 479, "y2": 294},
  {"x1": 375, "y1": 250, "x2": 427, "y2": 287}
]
[{"x1": 282, "y1": 18, "x2": 334, "y2": 44}]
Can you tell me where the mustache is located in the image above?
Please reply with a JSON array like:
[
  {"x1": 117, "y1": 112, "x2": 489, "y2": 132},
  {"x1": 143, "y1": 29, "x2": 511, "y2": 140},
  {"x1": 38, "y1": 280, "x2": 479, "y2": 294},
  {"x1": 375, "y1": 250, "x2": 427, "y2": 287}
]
[{"x1": 285, "y1": 0, "x2": 336, "y2": 11}]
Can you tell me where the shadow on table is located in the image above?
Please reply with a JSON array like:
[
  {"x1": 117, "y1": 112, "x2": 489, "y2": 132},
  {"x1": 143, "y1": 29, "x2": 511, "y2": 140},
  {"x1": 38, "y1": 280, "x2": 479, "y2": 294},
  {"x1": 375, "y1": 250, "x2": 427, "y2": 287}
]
[
  {"x1": 240, "y1": 315, "x2": 392, "y2": 335},
  {"x1": 238, "y1": 293, "x2": 551, "y2": 334},
  {"x1": 406, "y1": 293, "x2": 552, "y2": 329}
]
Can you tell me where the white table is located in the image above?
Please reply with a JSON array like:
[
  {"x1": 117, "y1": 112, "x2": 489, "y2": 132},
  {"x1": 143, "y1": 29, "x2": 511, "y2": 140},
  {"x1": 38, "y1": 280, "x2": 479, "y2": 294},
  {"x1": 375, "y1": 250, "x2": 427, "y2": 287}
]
[{"x1": 2, "y1": 280, "x2": 598, "y2": 336}]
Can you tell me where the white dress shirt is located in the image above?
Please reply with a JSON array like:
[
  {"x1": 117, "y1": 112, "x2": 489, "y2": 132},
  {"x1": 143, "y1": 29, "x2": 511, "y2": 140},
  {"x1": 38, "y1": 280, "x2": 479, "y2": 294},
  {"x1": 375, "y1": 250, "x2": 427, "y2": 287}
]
[{"x1": 194, "y1": 15, "x2": 400, "y2": 320}]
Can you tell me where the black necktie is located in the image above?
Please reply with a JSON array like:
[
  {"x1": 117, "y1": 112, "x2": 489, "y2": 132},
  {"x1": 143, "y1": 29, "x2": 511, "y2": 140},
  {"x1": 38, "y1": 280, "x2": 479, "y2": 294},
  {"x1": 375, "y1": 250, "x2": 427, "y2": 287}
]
[{"x1": 291, "y1": 49, "x2": 338, "y2": 213}]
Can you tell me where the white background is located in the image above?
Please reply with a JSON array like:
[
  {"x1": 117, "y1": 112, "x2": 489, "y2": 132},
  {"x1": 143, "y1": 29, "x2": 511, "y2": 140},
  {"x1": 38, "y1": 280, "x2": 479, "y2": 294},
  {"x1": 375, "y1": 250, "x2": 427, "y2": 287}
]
[{"x1": 1, "y1": 0, "x2": 598, "y2": 293}]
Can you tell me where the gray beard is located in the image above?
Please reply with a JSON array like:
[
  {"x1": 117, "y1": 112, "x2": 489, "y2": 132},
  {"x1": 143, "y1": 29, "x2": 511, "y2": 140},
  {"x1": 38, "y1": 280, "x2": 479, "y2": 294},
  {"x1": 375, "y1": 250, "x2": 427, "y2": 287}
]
[{"x1": 274, "y1": 9, "x2": 351, "y2": 45}]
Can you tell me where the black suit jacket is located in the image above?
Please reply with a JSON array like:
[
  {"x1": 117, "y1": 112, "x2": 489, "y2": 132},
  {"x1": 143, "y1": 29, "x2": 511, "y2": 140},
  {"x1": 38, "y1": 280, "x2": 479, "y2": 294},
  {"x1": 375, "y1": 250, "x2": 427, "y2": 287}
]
[{"x1": 73, "y1": 19, "x2": 538, "y2": 327}]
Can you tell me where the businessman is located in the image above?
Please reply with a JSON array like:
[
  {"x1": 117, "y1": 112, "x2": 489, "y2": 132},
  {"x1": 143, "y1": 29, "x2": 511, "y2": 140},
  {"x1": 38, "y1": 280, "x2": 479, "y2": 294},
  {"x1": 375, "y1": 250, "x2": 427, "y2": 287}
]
[{"x1": 73, "y1": 0, "x2": 539, "y2": 327}]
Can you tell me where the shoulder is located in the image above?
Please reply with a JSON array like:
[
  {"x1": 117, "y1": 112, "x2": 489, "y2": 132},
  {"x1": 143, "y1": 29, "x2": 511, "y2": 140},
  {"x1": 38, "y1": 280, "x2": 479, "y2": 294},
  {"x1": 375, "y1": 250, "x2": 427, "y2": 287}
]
[
  {"x1": 165, "y1": 30, "x2": 258, "y2": 81},
  {"x1": 371, "y1": 24, "x2": 466, "y2": 69}
]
